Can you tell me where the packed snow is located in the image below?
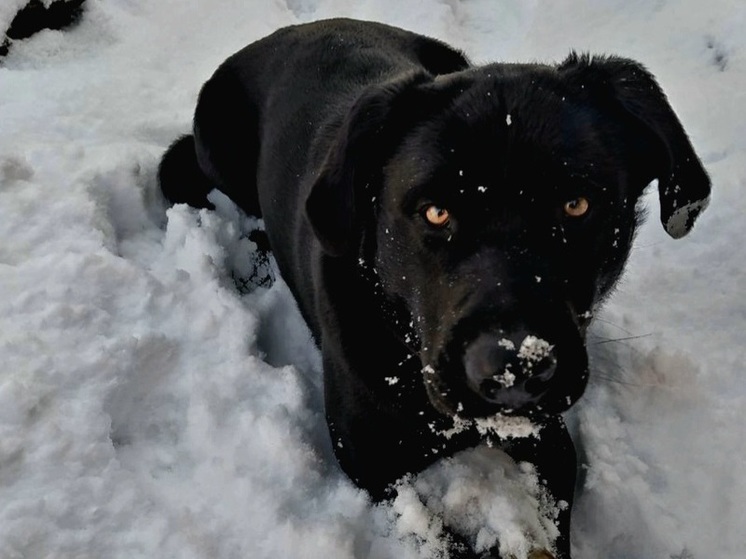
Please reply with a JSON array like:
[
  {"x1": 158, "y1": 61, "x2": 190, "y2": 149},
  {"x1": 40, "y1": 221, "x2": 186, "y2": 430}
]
[{"x1": 1, "y1": 1, "x2": 744, "y2": 558}]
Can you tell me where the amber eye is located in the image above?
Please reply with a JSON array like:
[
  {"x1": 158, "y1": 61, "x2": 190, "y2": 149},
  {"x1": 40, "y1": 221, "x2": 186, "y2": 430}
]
[
  {"x1": 423, "y1": 204, "x2": 450, "y2": 227},
  {"x1": 564, "y1": 197, "x2": 590, "y2": 217}
]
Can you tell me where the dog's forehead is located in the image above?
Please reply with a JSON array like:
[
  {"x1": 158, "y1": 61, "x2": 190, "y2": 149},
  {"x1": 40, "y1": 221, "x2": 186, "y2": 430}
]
[{"x1": 385, "y1": 66, "x2": 635, "y2": 206}]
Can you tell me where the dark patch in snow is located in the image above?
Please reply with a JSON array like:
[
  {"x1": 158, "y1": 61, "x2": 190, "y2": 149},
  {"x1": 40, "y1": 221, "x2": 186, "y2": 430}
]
[
  {"x1": 232, "y1": 229, "x2": 275, "y2": 293},
  {"x1": 706, "y1": 36, "x2": 728, "y2": 71},
  {"x1": 1, "y1": 0, "x2": 86, "y2": 58}
]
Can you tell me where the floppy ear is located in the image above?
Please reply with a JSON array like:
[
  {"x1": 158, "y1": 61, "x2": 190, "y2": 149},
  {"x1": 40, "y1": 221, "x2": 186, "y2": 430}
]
[
  {"x1": 559, "y1": 53, "x2": 711, "y2": 238},
  {"x1": 305, "y1": 71, "x2": 435, "y2": 256}
]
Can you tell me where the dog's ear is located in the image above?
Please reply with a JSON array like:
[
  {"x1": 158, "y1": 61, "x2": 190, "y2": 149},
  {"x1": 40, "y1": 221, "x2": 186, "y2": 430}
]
[
  {"x1": 559, "y1": 53, "x2": 711, "y2": 238},
  {"x1": 306, "y1": 71, "x2": 436, "y2": 256}
]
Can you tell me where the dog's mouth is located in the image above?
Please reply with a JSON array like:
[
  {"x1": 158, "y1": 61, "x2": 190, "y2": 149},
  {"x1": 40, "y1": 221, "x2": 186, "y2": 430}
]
[{"x1": 420, "y1": 321, "x2": 589, "y2": 420}]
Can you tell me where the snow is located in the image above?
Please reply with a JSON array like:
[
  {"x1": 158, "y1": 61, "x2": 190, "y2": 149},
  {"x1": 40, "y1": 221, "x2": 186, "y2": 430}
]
[
  {"x1": 664, "y1": 198, "x2": 711, "y2": 239},
  {"x1": 517, "y1": 336, "x2": 554, "y2": 365},
  {"x1": 1, "y1": 1, "x2": 744, "y2": 558},
  {"x1": 393, "y1": 449, "x2": 560, "y2": 558}
]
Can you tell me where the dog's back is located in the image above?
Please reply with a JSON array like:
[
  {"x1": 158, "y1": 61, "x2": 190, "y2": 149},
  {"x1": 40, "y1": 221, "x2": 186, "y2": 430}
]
[
  {"x1": 158, "y1": 18, "x2": 467, "y2": 217},
  {"x1": 158, "y1": 19, "x2": 468, "y2": 319}
]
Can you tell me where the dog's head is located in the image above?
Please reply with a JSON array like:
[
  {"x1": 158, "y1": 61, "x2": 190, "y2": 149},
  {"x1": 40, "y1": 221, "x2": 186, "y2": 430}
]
[{"x1": 306, "y1": 54, "x2": 710, "y2": 420}]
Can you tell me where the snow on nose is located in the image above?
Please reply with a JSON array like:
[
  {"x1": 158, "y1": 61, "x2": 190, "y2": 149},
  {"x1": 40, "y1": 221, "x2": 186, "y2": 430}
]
[{"x1": 464, "y1": 332, "x2": 557, "y2": 409}]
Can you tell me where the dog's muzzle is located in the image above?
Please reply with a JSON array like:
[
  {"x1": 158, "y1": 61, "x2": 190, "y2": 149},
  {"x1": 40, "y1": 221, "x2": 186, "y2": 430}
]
[{"x1": 421, "y1": 303, "x2": 589, "y2": 418}]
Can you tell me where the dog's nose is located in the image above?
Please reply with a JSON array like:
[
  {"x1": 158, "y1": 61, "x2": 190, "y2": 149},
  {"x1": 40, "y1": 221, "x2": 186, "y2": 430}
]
[{"x1": 463, "y1": 332, "x2": 557, "y2": 410}]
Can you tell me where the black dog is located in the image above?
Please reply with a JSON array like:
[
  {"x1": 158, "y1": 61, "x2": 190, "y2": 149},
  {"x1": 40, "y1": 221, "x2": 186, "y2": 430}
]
[{"x1": 158, "y1": 18, "x2": 710, "y2": 558}]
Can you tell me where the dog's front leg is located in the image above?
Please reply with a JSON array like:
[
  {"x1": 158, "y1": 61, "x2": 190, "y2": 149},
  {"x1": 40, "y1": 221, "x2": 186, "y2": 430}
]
[{"x1": 504, "y1": 416, "x2": 577, "y2": 559}]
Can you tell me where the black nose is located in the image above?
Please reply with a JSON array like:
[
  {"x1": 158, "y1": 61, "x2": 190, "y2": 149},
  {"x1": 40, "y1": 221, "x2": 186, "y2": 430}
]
[{"x1": 463, "y1": 332, "x2": 558, "y2": 410}]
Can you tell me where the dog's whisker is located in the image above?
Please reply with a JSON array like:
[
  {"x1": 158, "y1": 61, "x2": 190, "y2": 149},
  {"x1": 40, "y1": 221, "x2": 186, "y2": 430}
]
[
  {"x1": 590, "y1": 316, "x2": 636, "y2": 335},
  {"x1": 590, "y1": 372, "x2": 645, "y2": 387},
  {"x1": 589, "y1": 333, "x2": 652, "y2": 345}
]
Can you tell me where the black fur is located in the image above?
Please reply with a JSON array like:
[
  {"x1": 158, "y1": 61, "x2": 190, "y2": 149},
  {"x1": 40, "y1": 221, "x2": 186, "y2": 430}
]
[{"x1": 158, "y1": 18, "x2": 710, "y2": 558}]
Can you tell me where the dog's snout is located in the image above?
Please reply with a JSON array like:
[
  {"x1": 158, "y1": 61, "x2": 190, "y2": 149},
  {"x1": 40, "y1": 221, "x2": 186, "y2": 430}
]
[{"x1": 463, "y1": 332, "x2": 558, "y2": 410}]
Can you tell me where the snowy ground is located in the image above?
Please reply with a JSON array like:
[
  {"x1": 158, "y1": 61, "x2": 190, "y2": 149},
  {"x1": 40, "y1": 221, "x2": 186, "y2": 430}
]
[{"x1": 1, "y1": 1, "x2": 744, "y2": 558}]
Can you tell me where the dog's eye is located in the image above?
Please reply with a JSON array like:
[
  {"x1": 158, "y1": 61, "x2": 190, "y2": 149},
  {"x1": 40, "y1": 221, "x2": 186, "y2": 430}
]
[
  {"x1": 422, "y1": 204, "x2": 450, "y2": 228},
  {"x1": 563, "y1": 197, "x2": 590, "y2": 217}
]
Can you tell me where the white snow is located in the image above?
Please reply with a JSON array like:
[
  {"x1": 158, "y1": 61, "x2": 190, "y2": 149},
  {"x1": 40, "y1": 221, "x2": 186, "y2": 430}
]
[
  {"x1": 494, "y1": 369, "x2": 516, "y2": 388},
  {"x1": 1, "y1": 1, "x2": 744, "y2": 558},
  {"x1": 517, "y1": 335, "x2": 554, "y2": 365},
  {"x1": 393, "y1": 448, "x2": 559, "y2": 558},
  {"x1": 499, "y1": 337, "x2": 517, "y2": 351},
  {"x1": 664, "y1": 197, "x2": 711, "y2": 239},
  {"x1": 432, "y1": 413, "x2": 540, "y2": 443}
]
